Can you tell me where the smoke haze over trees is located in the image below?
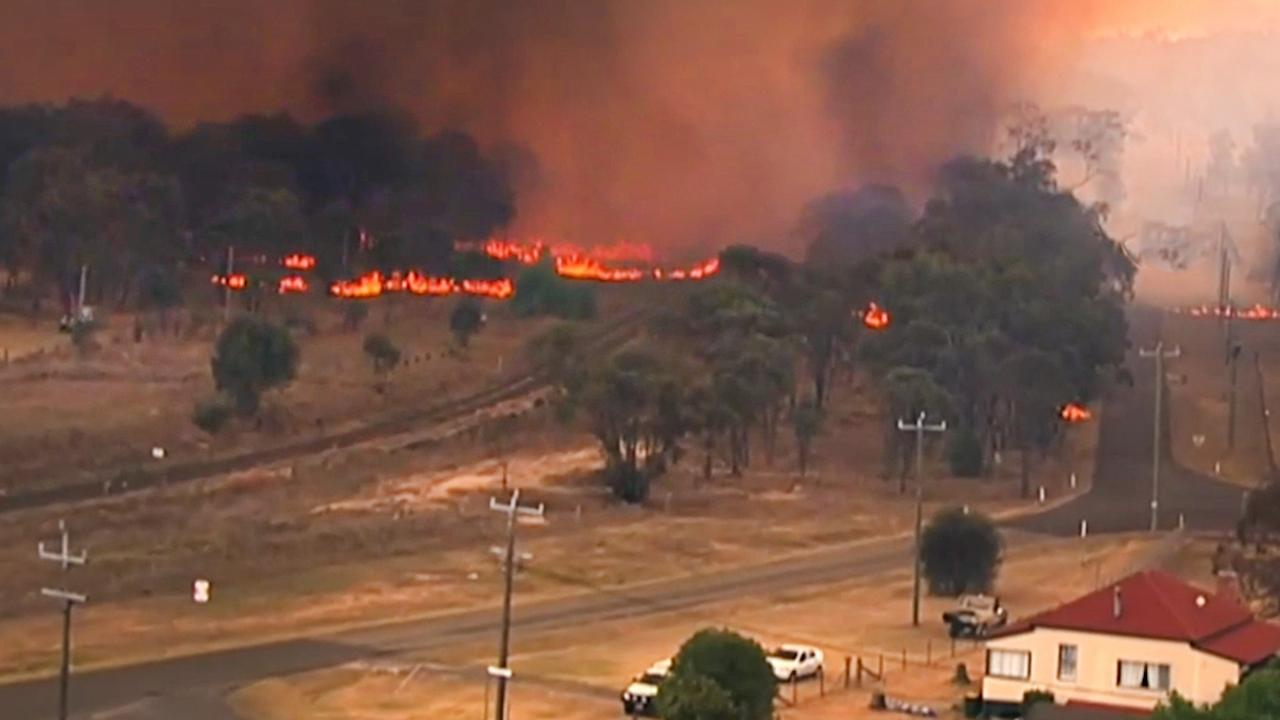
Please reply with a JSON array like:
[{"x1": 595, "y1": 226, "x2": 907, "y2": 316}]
[{"x1": 0, "y1": 0, "x2": 1243, "y2": 258}]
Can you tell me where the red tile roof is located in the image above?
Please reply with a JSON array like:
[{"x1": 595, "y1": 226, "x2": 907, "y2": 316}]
[
  {"x1": 1199, "y1": 617, "x2": 1280, "y2": 665},
  {"x1": 993, "y1": 570, "x2": 1280, "y2": 665}
]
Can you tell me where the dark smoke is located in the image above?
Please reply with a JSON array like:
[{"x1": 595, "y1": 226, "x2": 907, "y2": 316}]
[{"x1": 0, "y1": 0, "x2": 1105, "y2": 256}]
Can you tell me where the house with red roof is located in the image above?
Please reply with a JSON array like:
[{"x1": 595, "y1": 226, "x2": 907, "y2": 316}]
[{"x1": 980, "y1": 570, "x2": 1280, "y2": 716}]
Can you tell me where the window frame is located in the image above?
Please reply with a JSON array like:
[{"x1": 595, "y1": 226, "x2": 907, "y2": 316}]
[
  {"x1": 1056, "y1": 643, "x2": 1079, "y2": 683},
  {"x1": 1116, "y1": 660, "x2": 1171, "y2": 692},
  {"x1": 986, "y1": 648, "x2": 1032, "y2": 680}
]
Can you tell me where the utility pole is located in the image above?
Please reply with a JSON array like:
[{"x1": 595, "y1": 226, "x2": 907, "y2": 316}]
[
  {"x1": 1228, "y1": 342, "x2": 1242, "y2": 451},
  {"x1": 222, "y1": 244, "x2": 235, "y2": 320},
  {"x1": 76, "y1": 264, "x2": 88, "y2": 319},
  {"x1": 1139, "y1": 342, "x2": 1182, "y2": 532},
  {"x1": 38, "y1": 520, "x2": 87, "y2": 720},
  {"x1": 488, "y1": 490, "x2": 544, "y2": 720},
  {"x1": 897, "y1": 412, "x2": 947, "y2": 627}
]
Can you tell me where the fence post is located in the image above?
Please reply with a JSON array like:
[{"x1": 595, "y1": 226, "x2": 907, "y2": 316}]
[
  {"x1": 901, "y1": 647, "x2": 907, "y2": 670},
  {"x1": 950, "y1": 635, "x2": 956, "y2": 658},
  {"x1": 791, "y1": 675, "x2": 798, "y2": 705},
  {"x1": 845, "y1": 656, "x2": 852, "y2": 689},
  {"x1": 819, "y1": 667, "x2": 825, "y2": 697},
  {"x1": 878, "y1": 653, "x2": 884, "y2": 678},
  {"x1": 926, "y1": 639, "x2": 932, "y2": 666}
]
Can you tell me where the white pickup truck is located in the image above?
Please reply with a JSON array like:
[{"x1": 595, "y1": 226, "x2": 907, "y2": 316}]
[
  {"x1": 620, "y1": 658, "x2": 670, "y2": 716},
  {"x1": 766, "y1": 644, "x2": 824, "y2": 682}
]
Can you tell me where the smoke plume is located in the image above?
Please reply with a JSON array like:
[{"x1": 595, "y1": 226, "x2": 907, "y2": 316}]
[{"x1": 0, "y1": 0, "x2": 1226, "y2": 256}]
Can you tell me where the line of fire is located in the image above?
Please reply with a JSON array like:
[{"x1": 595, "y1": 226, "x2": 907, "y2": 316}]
[{"x1": 209, "y1": 236, "x2": 724, "y2": 300}]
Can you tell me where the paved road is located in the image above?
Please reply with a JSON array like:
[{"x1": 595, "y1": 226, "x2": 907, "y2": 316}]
[
  {"x1": 0, "y1": 308, "x2": 1248, "y2": 719},
  {"x1": 1008, "y1": 306, "x2": 1247, "y2": 535}
]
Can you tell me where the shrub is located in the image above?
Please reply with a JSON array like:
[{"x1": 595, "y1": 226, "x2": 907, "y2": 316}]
[
  {"x1": 211, "y1": 316, "x2": 299, "y2": 416},
  {"x1": 1022, "y1": 690, "x2": 1055, "y2": 715},
  {"x1": 921, "y1": 507, "x2": 1003, "y2": 596},
  {"x1": 363, "y1": 332, "x2": 401, "y2": 374},
  {"x1": 450, "y1": 298, "x2": 484, "y2": 348},
  {"x1": 192, "y1": 396, "x2": 234, "y2": 434},
  {"x1": 512, "y1": 261, "x2": 597, "y2": 320},
  {"x1": 658, "y1": 628, "x2": 775, "y2": 720}
]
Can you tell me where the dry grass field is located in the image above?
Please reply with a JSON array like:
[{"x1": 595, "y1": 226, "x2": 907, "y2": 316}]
[{"x1": 0, "y1": 368, "x2": 1099, "y2": 680}]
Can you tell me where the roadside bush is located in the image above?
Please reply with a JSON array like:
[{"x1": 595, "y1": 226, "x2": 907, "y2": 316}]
[
  {"x1": 1022, "y1": 690, "x2": 1055, "y2": 715},
  {"x1": 192, "y1": 395, "x2": 234, "y2": 434},
  {"x1": 363, "y1": 332, "x2": 401, "y2": 374},
  {"x1": 921, "y1": 507, "x2": 1003, "y2": 596},
  {"x1": 450, "y1": 298, "x2": 484, "y2": 348},
  {"x1": 211, "y1": 316, "x2": 299, "y2": 416},
  {"x1": 657, "y1": 628, "x2": 775, "y2": 720},
  {"x1": 948, "y1": 424, "x2": 984, "y2": 477},
  {"x1": 512, "y1": 261, "x2": 597, "y2": 320}
]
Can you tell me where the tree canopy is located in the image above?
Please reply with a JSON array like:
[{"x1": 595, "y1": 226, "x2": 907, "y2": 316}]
[{"x1": 658, "y1": 628, "x2": 776, "y2": 720}]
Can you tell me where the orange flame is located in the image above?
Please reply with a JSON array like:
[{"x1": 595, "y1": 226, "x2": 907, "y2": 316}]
[
  {"x1": 277, "y1": 275, "x2": 309, "y2": 294},
  {"x1": 1176, "y1": 303, "x2": 1280, "y2": 321},
  {"x1": 282, "y1": 253, "x2": 317, "y2": 271},
  {"x1": 1060, "y1": 403, "x2": 1092, "y2": 423},
  {"x1": 210, "y1": 273, "x2": 248, "y2": 290},
  {"x1": 861, "y1": 301, "x2": 891, "y2": 330},
  {"x1": 328, "y1": 271, "x2": 513, "y2": 300}
]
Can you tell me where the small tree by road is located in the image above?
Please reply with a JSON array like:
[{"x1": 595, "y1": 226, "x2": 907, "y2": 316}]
[
  {"x1": 210, "y1": 315, "x2": 299, "y2": 416},
  {"x1": 657, "y1": 628, "x2": 776, "y2": 720},
  {"x1": 362, "y1": 332, "x2": 401, "y2": 375},
  {"x1": 449, "y1": 297, "x2": 484, "y2": 348},
  {"x1": 921, "y1": 507, "x2": 1003, "y2": 596}
]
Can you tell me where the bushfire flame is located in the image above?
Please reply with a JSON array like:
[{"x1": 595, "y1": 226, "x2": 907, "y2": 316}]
[
  {"x1": 210, "y1": 273, "x2": 247, "y2": 290},
  {"x1": 1177, "y1": 304, "x2": 1280, "y2": 321},
  {"x1": 458, "y1": 238, "x2": 718, "y2": 283},
  {"x1": 282, "y1": 253, "x2": 317, "y2": 271},
  {"x1": 860, "y1": 301, "x2": 891, "y2": 331},
  {"x1": 1060, "y1": 403, "x2": 1092, "y2": 423},
  {"x1": 277, "y1": 275, "x2": 309, "y2": 294},
  {"x1": 328, "y1": 271, "x2": 514, "y2": 300}
]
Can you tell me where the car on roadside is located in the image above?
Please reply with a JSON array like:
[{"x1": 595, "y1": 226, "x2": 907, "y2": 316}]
[
  {"x1": 620, "y1": 658, "x2": 670, "y2": 716},
  {"x1": 942, "y1": 594, "x2": 1008, "y2": 638},
  {"x1": 766, "y1": 644, "x2": 824, "y2": 682}
]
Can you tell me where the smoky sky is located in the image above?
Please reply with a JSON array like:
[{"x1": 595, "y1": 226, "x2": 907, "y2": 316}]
[{"x1": 0, "y1": 0, "x2": 1174, "y2": 255}]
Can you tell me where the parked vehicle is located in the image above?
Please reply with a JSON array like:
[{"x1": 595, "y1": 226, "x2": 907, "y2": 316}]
[
  {"x1": 620, "y1": 659, "x2": 670, "y2": 716},
  {"x1": 942, "y1": 594, "x2": 1008, "y2": 638},
  {"x1": 766, "y1": 644, "x2": 824, "y2": 681}
]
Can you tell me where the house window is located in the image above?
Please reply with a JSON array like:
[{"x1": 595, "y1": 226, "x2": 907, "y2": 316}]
[
  {"x1": 1057, "y1": 644, "x2": 1078, "y2": 682},
  {"x1": 1117, "y1": 660, "x2": 1171, "y2": 691},
  {"x1": 987, "y1": 649, "x2": 1031, "y2": 680}
]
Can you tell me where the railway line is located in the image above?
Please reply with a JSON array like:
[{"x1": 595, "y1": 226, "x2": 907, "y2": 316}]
[{"x1": 0, "y1": 307, "x2": 653, "y2": 515}]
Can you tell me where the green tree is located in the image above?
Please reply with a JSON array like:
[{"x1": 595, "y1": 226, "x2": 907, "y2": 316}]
[
  {"x1": 793, "y1": 396, "x2": 823, "y2": 477},
  {"x1": 512, "y1": 261, "x2": 597, "y2": 320},
  {"x1": 1152, "y1": 663, "x2": 1280, "y2": 720},
  {"x1": 656, "y1": 672, "x2": 737, "y2": 720},
  {"x1": 581, "y1": 350, "x2": 685, "y2": 502},
  {"x1": 137, "y1": 264, "x2": 183, "y2": 335},
  {"x1": 211, "y1": 316, "x2": 300, "y2": 416},
  {"x1": 882, "y1": 367, "x2": 952, "y2": 491},
  {"x1": 362, "y1": 332, "x2": 401, "y2": 374},
  {"x1": 921, "y1": 507, "x2": 1003, "y2": 596},
  {"x1": 1000, "y1": 349, "x2": 1070, "y2": 498},
  {"x1": 657, "y1": 629, "x2": 776, "y2": 720},
  {"x1": 449, "y1": 297, "x2": 484, "y2": 348},
  {"x1": 528, "y1": 323, "x2": 588, "y2": 411}
]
